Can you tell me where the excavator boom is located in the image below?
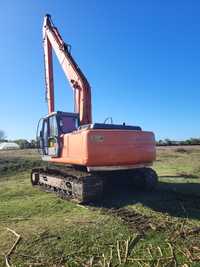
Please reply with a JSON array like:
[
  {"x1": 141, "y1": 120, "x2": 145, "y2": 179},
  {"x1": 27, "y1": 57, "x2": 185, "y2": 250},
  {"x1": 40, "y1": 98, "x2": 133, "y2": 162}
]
[{"x1": 43, "y1": 14, "x2": 92, "y2": 125}]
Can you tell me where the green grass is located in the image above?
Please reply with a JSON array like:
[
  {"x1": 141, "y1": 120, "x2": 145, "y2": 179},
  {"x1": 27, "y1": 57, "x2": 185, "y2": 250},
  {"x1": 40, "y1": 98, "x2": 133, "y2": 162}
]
[
  {"x1": 0, "y1": 149, "x2": 43, "y2": 175},
  {"x1": 0, "y1": 147, "x2": 200, "y2": 266}
]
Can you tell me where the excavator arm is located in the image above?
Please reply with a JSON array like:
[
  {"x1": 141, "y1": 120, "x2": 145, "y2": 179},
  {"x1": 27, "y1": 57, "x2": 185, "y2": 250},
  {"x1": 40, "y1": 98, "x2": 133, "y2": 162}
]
[{"x1": 43, "y1": 14, "x2": 92, "y2": 125}]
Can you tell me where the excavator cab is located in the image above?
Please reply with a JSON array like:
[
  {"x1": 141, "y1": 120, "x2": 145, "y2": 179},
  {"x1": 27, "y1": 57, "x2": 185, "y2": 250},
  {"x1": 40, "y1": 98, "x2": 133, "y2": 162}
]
[{"x1": 37, "y1": 111, "x2": 79, "y2": 158}]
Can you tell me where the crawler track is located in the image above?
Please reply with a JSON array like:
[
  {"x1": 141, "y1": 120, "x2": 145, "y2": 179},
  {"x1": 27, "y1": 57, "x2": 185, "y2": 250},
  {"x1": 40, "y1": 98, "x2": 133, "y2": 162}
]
[
  {"x1": 31, "y1": 167, "x2": 103, "y2": 203},
  {"x1": 31, "y1": 166, "x2": 158, "y2": 203}
]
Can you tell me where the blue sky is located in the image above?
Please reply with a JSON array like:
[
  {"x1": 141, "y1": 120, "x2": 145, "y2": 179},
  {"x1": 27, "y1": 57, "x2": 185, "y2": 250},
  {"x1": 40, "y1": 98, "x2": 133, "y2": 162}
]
[{"x1": 0, "y1": 0, "x2": 200, "y2": 140}]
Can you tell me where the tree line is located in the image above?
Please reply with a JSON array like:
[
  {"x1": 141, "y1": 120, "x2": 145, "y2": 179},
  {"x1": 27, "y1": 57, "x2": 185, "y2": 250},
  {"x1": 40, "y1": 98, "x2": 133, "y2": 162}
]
[
  {"x1": 0, "y1": 130, "x2": 37, "y2": 149},
  {"x1": 1, "y1": 129, "x2": 200, "y2": 148},
  {"x1": 157, "y1": 138, "x2": 200, "y2": 146},
  {"x1": 0, "y1": 138, "x2": 37, "y2": 149}
]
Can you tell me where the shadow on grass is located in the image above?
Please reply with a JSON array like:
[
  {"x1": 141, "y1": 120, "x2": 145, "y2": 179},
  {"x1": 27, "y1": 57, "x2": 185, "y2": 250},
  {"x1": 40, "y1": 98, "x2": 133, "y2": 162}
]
[
  {"x1": 92, "y1": 179, "x2": 200, "y2": 220},
  {"x1": 160, "y1": 174, "x2": 199, "y2": 179}
]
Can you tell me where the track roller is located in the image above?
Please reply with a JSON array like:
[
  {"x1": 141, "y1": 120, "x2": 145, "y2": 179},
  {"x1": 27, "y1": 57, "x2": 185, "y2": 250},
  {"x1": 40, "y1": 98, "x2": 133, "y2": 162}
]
[{"x1": 31, "y1": 169, "x2": 40, "y2": 185}]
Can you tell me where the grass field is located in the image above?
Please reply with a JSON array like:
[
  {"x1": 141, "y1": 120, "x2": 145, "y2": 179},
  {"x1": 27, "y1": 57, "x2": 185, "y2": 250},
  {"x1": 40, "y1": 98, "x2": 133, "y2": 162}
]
[{"x1": 0, "y1": 147, "x2": 200, "y2": 267}]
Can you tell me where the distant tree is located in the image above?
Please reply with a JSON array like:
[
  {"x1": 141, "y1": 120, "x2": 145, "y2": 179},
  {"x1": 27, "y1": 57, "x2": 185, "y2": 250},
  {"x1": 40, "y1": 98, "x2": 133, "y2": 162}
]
[
  {"x1": 30, "y1": 139, "x2": 37, "y2": 148},
  {"x1": 189, "y1": 138, "x2": 200, "y2": 145},
  {"x1": 157, "y1": 140, "x2": 165, "y2": 146},
  {"x1": 164, "y1": 138, "x2": 172, "y2": 146},
  {"x1": 14, "y1": 139, "x2": 30, "y2": 149},
  {"x1": 185, "y1": 139, "x2": 192, "y2": 145},
  {"x1": 0, "y1": 130, "x2": 6, "y2": 140},
  {"x1": 180, "y1": 140, "x2": 186, "y2": 145}
]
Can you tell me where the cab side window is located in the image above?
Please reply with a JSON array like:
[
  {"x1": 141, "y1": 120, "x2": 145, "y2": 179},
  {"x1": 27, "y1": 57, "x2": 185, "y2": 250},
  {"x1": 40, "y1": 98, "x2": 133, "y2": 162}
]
[
  {"x1": 43, "y1": 120, "x2": 48, "y2": 141},
  {"x1": 59, "y1": 116, "x2": 78, "y2": 133},
  {"x1": 49, "y1": 116, "x2": 58, "y2": 137}
]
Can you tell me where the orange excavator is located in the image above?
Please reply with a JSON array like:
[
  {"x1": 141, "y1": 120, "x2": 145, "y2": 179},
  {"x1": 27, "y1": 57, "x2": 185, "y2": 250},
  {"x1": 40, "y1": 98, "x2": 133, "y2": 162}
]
[{"x1": 31, "y1": 14, "x2": 158, "y2": 202}]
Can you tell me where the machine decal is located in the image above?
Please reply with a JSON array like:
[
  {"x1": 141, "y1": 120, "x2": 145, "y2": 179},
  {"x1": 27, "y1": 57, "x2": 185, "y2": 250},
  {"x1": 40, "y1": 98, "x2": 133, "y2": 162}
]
[{"x1": 90, "y1": 135, "x2": 104, "y2": 143}]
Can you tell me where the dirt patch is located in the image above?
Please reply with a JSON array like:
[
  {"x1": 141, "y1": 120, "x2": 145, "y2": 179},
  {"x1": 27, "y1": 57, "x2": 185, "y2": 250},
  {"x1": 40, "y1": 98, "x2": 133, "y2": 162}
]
[
  {"x1": 108, "y1": 208, "x2": 154, "y2": 233},
  {"x1": 175, "y1": 148, "x2": 188, "y2": 153},
  {"x1": 177, "y1": 172, "x2": 199, "y2": 179},
  {"x1": 101, "y1": 207, "x2": 168, "y2": 234}
]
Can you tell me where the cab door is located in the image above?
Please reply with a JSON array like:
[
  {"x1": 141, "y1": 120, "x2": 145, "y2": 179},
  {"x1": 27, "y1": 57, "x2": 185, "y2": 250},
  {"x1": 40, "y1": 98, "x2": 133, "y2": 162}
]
[
  {"x1": 48, "y1": 115, "x2": 60, "y2": 157},
  {"x1": 43, "y1": 119, "x2": 49, "y2": 155},
  {"x1": 37, "y1": 114, "x2": 60, "y2": 157},
  {"x1": 37, "y1": 118, "x2": 48, "y2": 156}
]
